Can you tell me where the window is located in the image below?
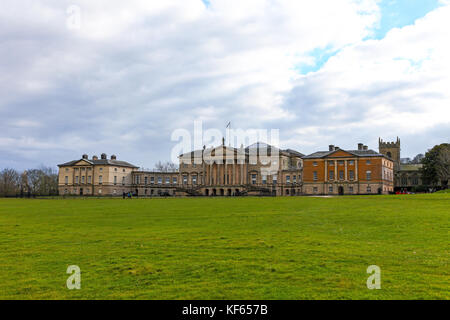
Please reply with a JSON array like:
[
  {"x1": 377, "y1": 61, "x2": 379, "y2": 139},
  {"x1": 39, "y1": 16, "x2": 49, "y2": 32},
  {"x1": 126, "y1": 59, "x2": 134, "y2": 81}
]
[
  {"x1": 98, "y1": 189, "x2": 102, "y2": 194},
  {"x1": 99, "y1": 168, "x2": 103, "y2": 172},
  {"x1": 293, "y1": 175, "x2": 297, "y2": 183},
  {"x1": 122, "y1": 177, "x2": 125, "y2": 185},
  {"x1": 313, "y1": 187, "x2": 318, "y2": 193},
  {"x1": 99, "y1": 175, "x2": 103, "y2": 184},
  {"x1": 65, "y1": 176, "x2": 68, "y2": 185},
  {"x1": 313, "y1": 171, "x2": 318, "y2": 181},
  {"x1": 88, "y1": 176, "x2": 92, "y2": 183},
  {"x1": 329, "y1": 170, "x2": 334, "y2": 180},
  {"x1": 349, "y1": 170, "x2": 354, "y2": 180},
  {"x1": 286, "y1": 175, "x2": 290, "y2": 184},
  {"x1": 339, "y1": 170, "x2": 344, "y2": 180},
  {"x1": 82, "y1": 176, "x2": 85, "y2": 184},
  {"x1": 338, "y1": 160, "x2": 344, "y2": 165},
  {"x1": 114, "y1": 176, "x2": 117, "y2": 185},
  {"x1": 401, "y1": 177, "x2": 407, "y2": 185},
  {"x1": 123, "y1": 169, "x2": 125, "y2": 173},
  {"x1": 183, "y1": 176, "x2": 187, "y2": 185},
  {"x1": 158, "y1": 177, "x2": 162, "y2": 185},
  {"x1": 329, "y1": 186, "x2": 333, "y2": 193},
  {"x1": 262, "y1": 175, "x2": 267, "y2": 184},
  {"x1": 349, "y1": 186, "x2": 354, "y2": 193},
  {"x1": 313, "y1": 161, "x2": 318, "y2": 166},
  {"x1": 173, "y1": 177, "x2": 177, "y2": 184},
  {"x1": 366, "y1": 160, "x2": 371, "y2": 165},
  {"x1": 75, "y1": 176, "x2": 79, "y2": 184},
  {"x1": 366, "y1": 171, "x2": 371, "y2": 181},
  {"x1": 273, "y1": 175, "x2": 278, "y2": 184},
  {"x1": 251, "y1": 174, "x2": 257, "y2": 185},
  {"x1": 367, "y1": 186, "x2": 372, "y2": 193},
  {"x1": 144, "y1": 177, "x2": 148, "y2": 185},
  {"x1": 412, "y1": 177, "x2": 419, "y2": 185},
  {"x1": 114, "y1": 168, "x2": 118, "y2": 172},
  {"x1": 328, "y1": 160, "x2": 334, "y2": 165},
  {"x1": 349, "y1": 160, "x2": 354, "y2": 165},
  {"x1": 150, "y1": 177, "x2": 155, "y2": 184},
  {"x1": 65, "y1": 168, "x2": 69, "y2": 172},
  {"x1": 136, "y1": 176, "x2": 140, "y2": 184},
  {"x1": 192, "y1": 176, "x2": 197, "y2": 185}
]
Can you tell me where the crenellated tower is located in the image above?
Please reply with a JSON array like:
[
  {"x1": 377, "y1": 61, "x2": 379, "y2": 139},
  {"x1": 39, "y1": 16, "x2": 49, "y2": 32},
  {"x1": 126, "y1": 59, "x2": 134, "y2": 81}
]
[{"x1": 379, "y1": 137, "x2": 401, "y2": 171}]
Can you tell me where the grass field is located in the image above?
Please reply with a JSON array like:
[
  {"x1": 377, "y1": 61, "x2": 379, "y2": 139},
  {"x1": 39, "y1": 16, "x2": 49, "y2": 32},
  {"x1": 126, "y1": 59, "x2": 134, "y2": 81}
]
[{"x1": 0, "y1": 194, "x2": 448, "y2": 300}]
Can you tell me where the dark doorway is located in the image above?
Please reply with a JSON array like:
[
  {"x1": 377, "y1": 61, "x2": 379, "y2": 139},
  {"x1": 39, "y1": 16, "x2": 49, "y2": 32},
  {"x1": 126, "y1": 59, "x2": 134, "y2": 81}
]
[
  {"x1": 227, "y1": 189, "x2": 232, "y2": 196},
  {"x1": 338, "y1": 186, "x2": 344, "y2": 195},
  {"x1": 220, "y1": 189, "x2": 224, "y2": 196},
  {"x1": 205, "y1": 189, "x2": 209, "y2": 196},
  {"x1": 80, "y1": 188, "x2": 83, "y2": 196},
  {"x1": 212, "y1": 189, "x2": 217, "y2": 196},
  {"x1": 378, "y1": 188, "x2": 382, "y2": 195}
]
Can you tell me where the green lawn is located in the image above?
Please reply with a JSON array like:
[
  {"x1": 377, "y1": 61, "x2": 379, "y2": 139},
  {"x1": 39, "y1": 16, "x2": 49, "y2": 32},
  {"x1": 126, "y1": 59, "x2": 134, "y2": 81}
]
[{"x1": 0, "y1": 194, "x2": 448, "y2": 300}]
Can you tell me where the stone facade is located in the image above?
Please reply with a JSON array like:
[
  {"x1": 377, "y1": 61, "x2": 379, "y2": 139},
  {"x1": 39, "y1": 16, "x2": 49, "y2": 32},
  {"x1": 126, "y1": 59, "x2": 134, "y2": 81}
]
[
  {"x1": 58, "y1": 153, "x2": 138, "y2": 196},
  {"x1": 378, "y1": 137, "x2": 424, "y2": 191},
  {"x1": 59, "y1": 141, "x2": 400, "y2": 197},
  {"x1": 302, "y1": 144, "x2": 394, "y2": 195}
]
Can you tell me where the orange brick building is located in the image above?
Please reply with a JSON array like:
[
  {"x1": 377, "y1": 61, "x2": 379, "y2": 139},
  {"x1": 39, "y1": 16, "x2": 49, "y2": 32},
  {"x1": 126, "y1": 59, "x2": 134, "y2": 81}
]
[{"x1": 302, "y1": 143, "x2": 394, "y2": 195}]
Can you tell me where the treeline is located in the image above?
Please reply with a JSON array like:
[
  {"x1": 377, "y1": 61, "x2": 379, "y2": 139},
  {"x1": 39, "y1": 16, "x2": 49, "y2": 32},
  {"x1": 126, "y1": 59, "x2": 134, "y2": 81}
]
[
  {"x1": 421, "y1": 143, "x2": 450, "y2": 189},
  {"x1": 0, "y1": 167, "x2": 58, "y2": 197}
]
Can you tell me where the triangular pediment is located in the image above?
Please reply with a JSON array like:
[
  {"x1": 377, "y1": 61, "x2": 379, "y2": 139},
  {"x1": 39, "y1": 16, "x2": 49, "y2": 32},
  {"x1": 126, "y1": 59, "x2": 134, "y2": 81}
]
[
  {"x1": 73, "y1": 159, "x2": 93, "y2": 166},
  {"x1": 325, "y1": 149, "x2": 355, "y2": 158}
]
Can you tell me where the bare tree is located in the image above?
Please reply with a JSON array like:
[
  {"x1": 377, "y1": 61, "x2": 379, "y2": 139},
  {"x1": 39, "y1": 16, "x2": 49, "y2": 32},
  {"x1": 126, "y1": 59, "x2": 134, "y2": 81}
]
[
  {"x1": 411, "y1": 154, "x2": 425, "y2": 164},
  {"x1": 154, "y1": 161, "x2": 178, "y2": 172},
  {"x1": 0, "y1": 168, "x2": 20, "y2": 197},
  {"x1": 26, "y1": 166, "x2": 58, "y2": 196}
]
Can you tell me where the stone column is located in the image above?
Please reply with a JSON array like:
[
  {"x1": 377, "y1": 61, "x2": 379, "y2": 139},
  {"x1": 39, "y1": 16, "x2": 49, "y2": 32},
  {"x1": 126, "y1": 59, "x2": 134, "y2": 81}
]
[
  {"x1": 334, "y1": 161, "x2": 337, "y2": 181},
  {"x1": 345, "y1": 160, "x2": 348, "y2": 181},
  {"x1": 232, "y1": 161, "x2": 235, "y2": 185}
]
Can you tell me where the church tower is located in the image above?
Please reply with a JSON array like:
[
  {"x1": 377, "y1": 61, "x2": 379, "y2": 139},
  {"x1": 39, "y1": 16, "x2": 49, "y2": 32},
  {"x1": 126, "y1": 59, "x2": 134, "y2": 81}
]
[{"x1": 379, "y1": 137, "x2": 401, "y2": 171}]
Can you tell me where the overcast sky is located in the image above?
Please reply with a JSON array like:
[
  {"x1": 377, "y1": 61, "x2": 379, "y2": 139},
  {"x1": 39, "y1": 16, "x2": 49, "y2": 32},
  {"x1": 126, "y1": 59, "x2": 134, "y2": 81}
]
[{"x1": 1, "y1": 0, "x2": 449, "y2": 170}]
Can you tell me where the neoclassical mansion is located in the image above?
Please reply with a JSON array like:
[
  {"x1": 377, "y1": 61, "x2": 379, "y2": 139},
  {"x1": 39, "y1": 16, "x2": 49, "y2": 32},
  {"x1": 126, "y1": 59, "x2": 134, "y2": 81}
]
[{"x1": 58, "y1": 139, "x2": 398, "y2": 196}]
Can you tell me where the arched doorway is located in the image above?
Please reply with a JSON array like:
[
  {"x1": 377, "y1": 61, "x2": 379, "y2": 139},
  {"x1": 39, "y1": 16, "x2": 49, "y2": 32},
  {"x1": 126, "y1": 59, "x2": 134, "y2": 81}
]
[
  {"x1": 80, "y1": 188, "x2": 83, "y2": 196},
  {"x1": 227, "y1": 189, "x2": 232, "y2": 196},
  {"x1": 220, "y1": 189, "x2": 224, "y2": 196},
  {"x1": 205, "y1": 189, "x2": 209, "y2": 196},
  {"x1": 212, "y1": 189, "x2": 217, "y2": 196},
  {"x1": 338, "y1": 186, "x2": 344, "y2": 195}
]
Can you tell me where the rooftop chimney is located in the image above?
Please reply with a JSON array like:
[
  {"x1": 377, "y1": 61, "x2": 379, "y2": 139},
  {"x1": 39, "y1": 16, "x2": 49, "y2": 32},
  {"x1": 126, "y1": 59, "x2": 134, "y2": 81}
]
[
  {"x1": 111, "y1": 155, "x2": 117, "y2": 160},
  {"x1": 329, "y1": 145, "x2": 335, "y2": 151},
  {"x1": 358, "y1": 143, "x2": 364, "y2": 151},
  {"x1": 101, "y1": 153, "x2": 107, "y2": 160},
  {"x1": 82, "y1": 154, "x2": 88, "y2": 159},
  {"x1": 363, "y1": 145, "x2": 368, "y2": 151},
  {"x1": 92, "y1": 155, "x2": 98, "y2": 160}
]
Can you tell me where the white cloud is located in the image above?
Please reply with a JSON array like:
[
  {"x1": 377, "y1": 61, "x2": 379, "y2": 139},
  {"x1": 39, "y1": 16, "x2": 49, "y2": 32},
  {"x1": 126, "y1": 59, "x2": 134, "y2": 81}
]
[{"x1": 0, "y1": 0, "x2": 448, "y2": 169}]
